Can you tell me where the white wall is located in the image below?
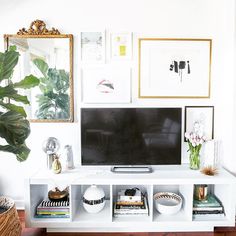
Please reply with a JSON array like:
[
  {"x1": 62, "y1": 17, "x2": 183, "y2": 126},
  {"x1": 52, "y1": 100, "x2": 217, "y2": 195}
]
[{"x1": 0, "y1": 0, "x2": 235, "y2": 206}]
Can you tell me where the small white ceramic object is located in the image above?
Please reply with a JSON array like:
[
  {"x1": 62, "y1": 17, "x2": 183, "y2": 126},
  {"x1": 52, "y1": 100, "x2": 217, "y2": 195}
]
[
  {"x1": 83, "y1": 185, "x2": 106, "y2": 213},
  {"x1": 154, "y1": 192, "x2": 182, "y2": 215}
]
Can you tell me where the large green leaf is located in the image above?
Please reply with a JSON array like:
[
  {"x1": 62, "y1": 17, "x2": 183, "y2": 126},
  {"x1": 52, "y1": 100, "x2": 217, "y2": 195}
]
[
  {"x1": 16, "y1": 144, "x2": 30, "y2": 162},
  {"x1": 0, "y1": 84, "x2": 29, "y2": 104},
  {"x1": 0, "y1": 143, "x2": 30, "y2": 162},
  {"x1": 33, "y1": 58, "x2": 70, "y2": 120},
  {"x1": 13, "y1": 74, "x2": 40, "y2": 89},
  {"x1": 0, "y1": 84, "x2": 17, "y2": 99},
  {"x1": 10, "y1": 93, "x2": 30, "y2": 104},
  {"x1": 0, "y1": 111, "x2": 30, "y2": 146},
  {"x1": 56, "y1": 94, "x2": 69, "y2": 110},
  {"x1": 0, "y1": 46, "x2": 19, "y2": 82},
  {"x1": 33, "y1": 58, "x2": 49, "y2": 78},
  {"x1": 0, "y1": 101, "x2": 26, "y2": 117},
  {"x1": 0, "y1": 46, "x2": 40, "y2": 161}
]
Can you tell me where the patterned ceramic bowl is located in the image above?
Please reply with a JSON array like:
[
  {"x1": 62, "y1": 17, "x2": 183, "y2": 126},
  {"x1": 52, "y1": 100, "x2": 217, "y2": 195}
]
[{"x1": 154, "y1": 192, "x2": 182, "y2": 215}]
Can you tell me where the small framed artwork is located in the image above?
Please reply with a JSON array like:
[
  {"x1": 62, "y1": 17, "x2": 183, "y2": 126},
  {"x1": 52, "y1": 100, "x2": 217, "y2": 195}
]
[
  {"x1": 184, "y1": 106, "x2": 214, "y2": 141},
  {"x1": 109, "y1": 32, "x2": 132, "y2": 60},
  {"x1": 139, "y1": 38, "x2": 212, "y2": 98},
  {"x1": 82, "y1": 66, "x2": 131, "y2": 103},
  {"x1": 81, "y1": 31, "x2": 105, "y2": 62}
]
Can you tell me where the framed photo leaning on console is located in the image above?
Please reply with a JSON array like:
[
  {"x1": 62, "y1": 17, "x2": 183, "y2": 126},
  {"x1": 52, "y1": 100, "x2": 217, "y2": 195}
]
[{"x1": 184, "y1": 106, "x2": 214, "y2": 141}]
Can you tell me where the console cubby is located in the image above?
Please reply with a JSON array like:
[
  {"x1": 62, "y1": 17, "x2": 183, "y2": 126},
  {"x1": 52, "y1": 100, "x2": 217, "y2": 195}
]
[
  {"x1": 27, "y1": 183, "x2": 71, "y2": 227},
  {"x1": 112, "y1": 184, "x2": 153, "y2": 222},
  {"x1": 153, "y1": 184, "x2": 193, "y2": 222},
  {"x1": 192, "y1": 184, "x2": 234, "y2": 223},
  {"x1": 71, "y1": 184, "x2": 111, "y2": 223}
]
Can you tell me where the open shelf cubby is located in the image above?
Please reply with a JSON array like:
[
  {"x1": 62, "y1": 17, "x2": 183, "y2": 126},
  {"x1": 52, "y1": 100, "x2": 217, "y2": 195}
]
[
  {"x1": 25, "y1": 165, "x2": 236, "y2": 232},
  {"x1": 153, "y1": 184, "x2": 193, "y2": 222},
  {"x1": 71, "y1": 184, "x2": 111, "y2": 223}
]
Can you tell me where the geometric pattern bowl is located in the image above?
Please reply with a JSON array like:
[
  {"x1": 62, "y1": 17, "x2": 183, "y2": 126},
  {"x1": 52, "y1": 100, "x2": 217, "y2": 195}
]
[{"x1": 153, "y1": 192, "x2": 182, "y2": 215}]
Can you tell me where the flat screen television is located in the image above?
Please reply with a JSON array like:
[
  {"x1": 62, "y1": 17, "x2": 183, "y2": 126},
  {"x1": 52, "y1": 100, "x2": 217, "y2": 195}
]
[{"x1": 81, "y1": 108, "x2": 182, "y2": 165}]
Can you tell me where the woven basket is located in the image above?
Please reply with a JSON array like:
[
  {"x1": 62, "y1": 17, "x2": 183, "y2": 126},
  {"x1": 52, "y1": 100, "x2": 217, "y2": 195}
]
[{"x1": 0, "y1": 196, "x2": 21, "y2": 236}]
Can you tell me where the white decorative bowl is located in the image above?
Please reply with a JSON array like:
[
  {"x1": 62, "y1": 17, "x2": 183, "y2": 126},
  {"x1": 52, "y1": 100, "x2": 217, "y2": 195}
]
[
  {"x1": 83, "y1": 185, "x2": 106, "y2": 213},
  {"x1": 154, "y1": 192, "x2": 182, "y2": 215}
]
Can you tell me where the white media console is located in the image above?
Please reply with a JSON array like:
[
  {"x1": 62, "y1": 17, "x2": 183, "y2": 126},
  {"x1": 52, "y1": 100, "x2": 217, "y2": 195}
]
[{"x1": 25, "y1": 165, "x2": 236, "y2": 233}]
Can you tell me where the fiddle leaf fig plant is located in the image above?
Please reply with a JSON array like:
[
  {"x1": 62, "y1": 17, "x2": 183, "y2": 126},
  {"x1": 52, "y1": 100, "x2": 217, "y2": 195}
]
[
  {"x1": 33, "y1": 58, "x2": 70, "y2": 120},
  {"x1": 0, "y1": 46, "x2": 40, "y2": 161}
]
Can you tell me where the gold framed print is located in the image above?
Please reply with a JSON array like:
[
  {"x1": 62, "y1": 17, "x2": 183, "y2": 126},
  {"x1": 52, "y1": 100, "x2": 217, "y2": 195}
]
[{"x1": 139, "y1": 38, "x2": 212, "y2": 98}]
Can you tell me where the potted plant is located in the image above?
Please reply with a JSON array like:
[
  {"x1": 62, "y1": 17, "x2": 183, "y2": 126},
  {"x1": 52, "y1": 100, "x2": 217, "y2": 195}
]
[{"x1": 0, "y1": 46, "x2": 39, "y2": 235}]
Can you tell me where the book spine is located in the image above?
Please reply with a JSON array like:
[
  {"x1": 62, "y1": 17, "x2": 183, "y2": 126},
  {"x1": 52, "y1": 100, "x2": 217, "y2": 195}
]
[
  {"x1": 193, "y1": 207, "x2": 223, "y2": 211},
  {"x1": 118, "y1": 195, "x2": 142, "y2": 202},
  {"x1": 116, "y1": 201, "x2": 144, "y2": 206},
  {"x1": 39, "y1": 200, "x2": 69, "y2": 207},
  {"x1": 115, "y1": 205, "x2": 146, "y2": 210},
  {"x1": 37, "y1": 207, "x2": 70, "y2": 210},
  {"x1": 35, "y1": 215, "x2": 70, "y2": 218},
  {"x1": 114, "y1": 213, "x2": 148, "y2": 217},
  {"x1": 193, "y1": 204, "x2": 221, "y2": 207},
  {"x1": 193, "y1": 210, "x2": 224, "y2": 214}
]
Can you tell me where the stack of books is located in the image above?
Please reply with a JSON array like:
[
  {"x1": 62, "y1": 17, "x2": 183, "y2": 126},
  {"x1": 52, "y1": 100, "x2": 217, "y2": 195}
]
[
  {"x1": 114, "y1": 190, "x2": 149, "y2": 217},
  {"x1": 36, "y1": 199, "x2": 70, "y2": 218},
  {"x1": 193, "y1": 194, "x2": 224, "y2": 219}
]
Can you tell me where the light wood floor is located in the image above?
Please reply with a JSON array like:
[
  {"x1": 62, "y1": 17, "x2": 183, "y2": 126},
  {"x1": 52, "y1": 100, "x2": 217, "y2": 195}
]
[{"x1": 18, "y1": 211, "x2": 236, "y2": 236}]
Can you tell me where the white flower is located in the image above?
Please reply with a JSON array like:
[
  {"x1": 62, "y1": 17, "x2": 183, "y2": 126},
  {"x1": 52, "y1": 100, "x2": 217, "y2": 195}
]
[
  {"x1": 185, "y1": 132, "x2": 190, "y2": 139},
  {"x1": 192, "y1": 142, "x2": 196, "y2": 147}
]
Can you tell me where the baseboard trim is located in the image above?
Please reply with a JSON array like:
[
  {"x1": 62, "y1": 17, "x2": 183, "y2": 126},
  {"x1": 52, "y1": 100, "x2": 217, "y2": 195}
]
[{"x1": 15, "y1": 199, "x2": 25, "y2": 210}]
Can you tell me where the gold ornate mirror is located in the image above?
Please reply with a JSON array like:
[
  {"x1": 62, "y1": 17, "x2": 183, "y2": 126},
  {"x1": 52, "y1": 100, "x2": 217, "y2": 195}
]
[{"x1": 4, "y1": 20, "x2": 73, "y2": 122}]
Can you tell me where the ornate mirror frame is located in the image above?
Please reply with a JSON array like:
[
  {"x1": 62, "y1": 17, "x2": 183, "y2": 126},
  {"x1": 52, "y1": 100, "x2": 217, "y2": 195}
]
[{"x1": 4, "y1": 20, "x2": 74, "y2": 122}]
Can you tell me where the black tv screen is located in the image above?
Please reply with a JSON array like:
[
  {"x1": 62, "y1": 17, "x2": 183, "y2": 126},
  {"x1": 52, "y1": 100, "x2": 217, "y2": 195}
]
[{"x1": 81, "y1": 108, "x2": 182, "y2": 165}]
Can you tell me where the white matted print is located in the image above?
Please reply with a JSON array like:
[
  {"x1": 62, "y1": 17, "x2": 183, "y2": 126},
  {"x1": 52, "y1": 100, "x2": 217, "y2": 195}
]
[
  {"x1": 81, "y1": 31, "x2": 105, "y2": 62},
  {"x1": 82, "y1": 66, "x2": 131, "y2": 103},
  {"x1": 139, "y1": 38, "x2": 212, "y2": 98},
  {"x1": 184, "y1": 106, "x2": 214, "y2": 141},
  {"x1": 109, "y1": 32, "x2": 132, "y2": 60}
]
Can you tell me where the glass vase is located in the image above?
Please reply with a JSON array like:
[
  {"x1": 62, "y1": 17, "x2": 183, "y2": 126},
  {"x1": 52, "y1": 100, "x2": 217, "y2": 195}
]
[{"x1": 189, "y1": 150, "x2": 200, "y2": 170}]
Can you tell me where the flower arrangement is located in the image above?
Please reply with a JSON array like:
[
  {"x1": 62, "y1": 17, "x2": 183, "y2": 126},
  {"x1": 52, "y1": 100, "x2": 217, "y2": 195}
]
[{"x1": 185, "y1": 123, "x2": 206, "y2": 170}]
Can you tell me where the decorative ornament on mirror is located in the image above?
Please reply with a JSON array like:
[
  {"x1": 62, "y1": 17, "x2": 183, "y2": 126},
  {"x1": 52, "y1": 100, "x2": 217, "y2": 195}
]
[
  {"x1": 42, "y1": 137, "x2": 60, "y2": 169},
  {"x1": 17, "y1": 20, "x2": 60, "y2": 35}
]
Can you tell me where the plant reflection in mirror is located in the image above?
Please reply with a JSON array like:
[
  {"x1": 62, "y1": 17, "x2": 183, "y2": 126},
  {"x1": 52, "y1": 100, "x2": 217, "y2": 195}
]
[{"x1": 33, "y1": 58, "x2": 69, "y2": 119}]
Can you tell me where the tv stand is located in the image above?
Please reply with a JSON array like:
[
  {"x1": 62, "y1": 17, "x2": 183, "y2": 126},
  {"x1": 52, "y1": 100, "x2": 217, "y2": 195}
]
[
  {"x1": 111, "y1": 166, "x2": 152, "y2": 173},
  {"x1": 25, "y1": 165, "x2": 236, "y2": 233}
]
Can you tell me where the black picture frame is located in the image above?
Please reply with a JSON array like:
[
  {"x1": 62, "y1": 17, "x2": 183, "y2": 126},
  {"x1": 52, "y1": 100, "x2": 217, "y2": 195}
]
[{"x1": 184, "y1": 106, "x2": 214, "y2": 142}]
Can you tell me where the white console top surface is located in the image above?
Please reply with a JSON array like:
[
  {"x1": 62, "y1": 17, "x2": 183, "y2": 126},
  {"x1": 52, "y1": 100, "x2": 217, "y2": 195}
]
[{"x1": 29, "y1": 164, "x2": 236, "y2": 185}]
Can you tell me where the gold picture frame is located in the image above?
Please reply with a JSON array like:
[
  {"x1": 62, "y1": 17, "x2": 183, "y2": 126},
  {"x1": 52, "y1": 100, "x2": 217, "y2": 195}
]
[
  {"x1": 4, "y1": 20, "x2": 74, "y2": 122},
  {"x1": 138, "y1": 38, "x2": 212, "y2": 98}
]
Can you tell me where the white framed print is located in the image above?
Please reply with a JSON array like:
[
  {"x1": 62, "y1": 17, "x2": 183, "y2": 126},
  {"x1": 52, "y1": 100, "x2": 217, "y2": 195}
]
[
  {"x1": 82, "y1": 66, "x2": 131, "y2": 103},
  {"x1": 139, "y1": 38, "x2": 212, "y2": 98},
  {"x1": 184, "y1": 106, "x2": 214, "y2": 141},
  {"x1": 81, "y1": 31, "x2": 105, "y2": 62},
  {"x1": 109, "y1": 32, "x2": 132, "y2": 60}
]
